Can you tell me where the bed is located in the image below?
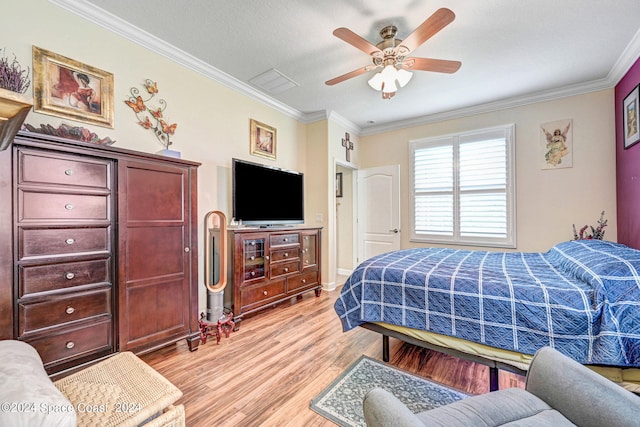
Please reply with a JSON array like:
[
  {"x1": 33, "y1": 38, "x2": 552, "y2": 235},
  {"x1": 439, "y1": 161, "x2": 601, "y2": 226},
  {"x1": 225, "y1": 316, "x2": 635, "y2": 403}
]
[{"x1": 334, "y1": 239, "x2": 640, "y2": 391}]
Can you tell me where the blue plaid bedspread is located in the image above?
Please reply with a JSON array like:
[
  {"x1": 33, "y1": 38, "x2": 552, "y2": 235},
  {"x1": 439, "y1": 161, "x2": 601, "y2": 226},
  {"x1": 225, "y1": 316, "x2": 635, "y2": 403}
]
[{"x1": 334, "y1": 240, "x2": 640, "y2": 367}]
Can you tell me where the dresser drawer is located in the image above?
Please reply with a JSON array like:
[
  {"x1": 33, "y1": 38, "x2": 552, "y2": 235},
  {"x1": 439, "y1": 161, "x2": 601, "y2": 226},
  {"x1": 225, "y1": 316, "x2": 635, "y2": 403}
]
[
  {"x1": 270, "y1": 247, "x2": 299, "y2": 262},
  {"x1": 241, "y1": 280, "x2": 286, "y2": 311},
  {"x1": 270, "y1": 259, "x2": 299, "y2": 278},
  {"x1": 287, "y1": 270, "x2": 319, "y2": 293},
  {"x1": 18, "y1": 150, "x2": 111, "y2": 189},
  {"x1": 19, "y1": 227, "x2": 110, "y2": 259},
  {"x1": 19, "y1": 288, "x2": 112, "y2": 335},
  {"x1": 24, "y1": 319, "x2": 113, "y2": 367},
  {"x1": 19, "y1": 191, "x2": 110, "y2": 221},
  {"x1": 20, "y1": 259, "x2": 110, "y2": 296},
  {"x1": 270, "y1": 233, "x2": 299, "y2": 247}
]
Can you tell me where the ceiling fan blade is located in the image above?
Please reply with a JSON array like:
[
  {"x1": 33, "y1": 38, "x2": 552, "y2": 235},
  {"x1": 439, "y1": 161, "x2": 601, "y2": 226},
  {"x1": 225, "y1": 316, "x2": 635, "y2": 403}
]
[
  {"x1": 325, "y1": 66, "x2": 371, "y2": 86},
  {"x1": 405, "y1": 57, "x2": 461, "y2": 74},
  {"x1": 397, "y1": 8, "x2": 455, "y2": 55},
  {"x1": 333, "y1": 27, "x2": 383, "y2": 57}
]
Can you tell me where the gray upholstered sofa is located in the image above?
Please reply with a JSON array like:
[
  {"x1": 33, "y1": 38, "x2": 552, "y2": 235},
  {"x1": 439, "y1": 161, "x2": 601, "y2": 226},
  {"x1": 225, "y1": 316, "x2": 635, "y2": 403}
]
[{"x1": 363, "y1": 346, "x2": 640, "y2": 426}]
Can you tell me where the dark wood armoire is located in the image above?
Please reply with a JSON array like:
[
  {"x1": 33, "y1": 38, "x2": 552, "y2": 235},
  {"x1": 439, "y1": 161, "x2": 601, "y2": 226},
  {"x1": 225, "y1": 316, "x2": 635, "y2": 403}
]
[{"x1": 0, "y1": 131, "x2": 201, "y2": 374}]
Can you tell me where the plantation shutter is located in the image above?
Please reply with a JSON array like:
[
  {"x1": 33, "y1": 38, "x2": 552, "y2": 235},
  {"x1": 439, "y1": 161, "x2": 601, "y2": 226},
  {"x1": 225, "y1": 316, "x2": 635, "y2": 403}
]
[{"x1": 410, "y1": 125, "x2": 515, "y2": 247}]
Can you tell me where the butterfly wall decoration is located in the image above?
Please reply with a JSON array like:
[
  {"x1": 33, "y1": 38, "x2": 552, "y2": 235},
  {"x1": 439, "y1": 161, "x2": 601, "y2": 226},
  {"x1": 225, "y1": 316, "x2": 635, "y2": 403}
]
[{"x1": 124, "y1": 79, "x2": 177, "y2": 149}]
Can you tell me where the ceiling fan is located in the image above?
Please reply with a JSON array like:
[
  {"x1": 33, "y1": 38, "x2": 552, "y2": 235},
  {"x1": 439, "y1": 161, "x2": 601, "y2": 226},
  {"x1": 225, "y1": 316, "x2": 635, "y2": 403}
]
[{"x1": 325, "y1": 8, "x2": 461, "y2": 99}]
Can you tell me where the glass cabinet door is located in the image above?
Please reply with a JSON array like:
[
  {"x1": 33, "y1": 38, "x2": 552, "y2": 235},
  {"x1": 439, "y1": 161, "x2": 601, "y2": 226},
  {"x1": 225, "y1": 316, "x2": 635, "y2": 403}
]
[
  {"x1": 301, "y1": 232, "x2": 317, "y2": 270},
  {"x1": 243, "y1": 238, "x2": 266, "y2": 281}
]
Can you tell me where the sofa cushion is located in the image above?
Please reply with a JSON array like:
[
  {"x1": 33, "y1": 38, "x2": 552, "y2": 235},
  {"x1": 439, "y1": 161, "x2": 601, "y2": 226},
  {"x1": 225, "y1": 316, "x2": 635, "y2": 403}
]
[{"x1": 0, "y1": 340, "x2": 76, "y2": 427}]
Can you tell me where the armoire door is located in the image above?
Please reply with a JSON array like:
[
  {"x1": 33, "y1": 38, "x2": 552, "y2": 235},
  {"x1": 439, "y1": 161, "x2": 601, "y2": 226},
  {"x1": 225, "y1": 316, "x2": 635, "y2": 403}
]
[{"x1": 117, "y1": 159, "x2": 196, "y2": 353}]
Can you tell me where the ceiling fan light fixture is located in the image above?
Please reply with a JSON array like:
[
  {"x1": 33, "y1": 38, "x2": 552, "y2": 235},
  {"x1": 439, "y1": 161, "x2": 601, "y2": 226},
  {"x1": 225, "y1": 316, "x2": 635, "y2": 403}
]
[
  {"x1": 367, "y1": 72, "x2": 384, "y2": 91},
  {"x1": 396, "y1": 68, "x2": 413, "y2": 88}
]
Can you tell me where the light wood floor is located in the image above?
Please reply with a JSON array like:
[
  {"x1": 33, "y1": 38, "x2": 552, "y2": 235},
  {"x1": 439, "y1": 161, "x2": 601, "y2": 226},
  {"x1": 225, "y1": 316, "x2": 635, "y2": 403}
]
[{"x1": 141, "y1": 287, "x2": 525, "y2": 426}]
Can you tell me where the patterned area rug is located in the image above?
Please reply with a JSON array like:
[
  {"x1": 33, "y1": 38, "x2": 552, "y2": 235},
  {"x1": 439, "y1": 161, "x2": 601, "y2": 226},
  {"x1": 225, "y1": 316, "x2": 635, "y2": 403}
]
[{"x1": 310, "y1": 355, "x2": 468, "y2": 427}]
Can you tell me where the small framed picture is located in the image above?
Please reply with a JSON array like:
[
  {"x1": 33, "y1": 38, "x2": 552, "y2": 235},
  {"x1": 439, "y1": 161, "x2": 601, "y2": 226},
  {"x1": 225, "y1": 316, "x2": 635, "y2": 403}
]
[
  {"x1": 32, "y1": 46, "x2": 114, "y2": 128},
  {"x1": 336, "y1": 172, "x2": 343, "y2": 197},
  {"x1": 540, "y1": 119, "x2": 572, "y2": 169},
  {"x1": 250, "y1": 119, "x2": 276, "y2": 160},
  {"x1": 623, "y1": 85, "x2": 640, "y2": 149}
]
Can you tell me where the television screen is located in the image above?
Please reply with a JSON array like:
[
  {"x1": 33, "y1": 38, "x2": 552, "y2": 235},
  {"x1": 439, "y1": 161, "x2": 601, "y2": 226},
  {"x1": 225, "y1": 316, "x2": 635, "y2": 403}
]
[{"x1": 232, "y1": 158, "x2": 304, "y2": 226}]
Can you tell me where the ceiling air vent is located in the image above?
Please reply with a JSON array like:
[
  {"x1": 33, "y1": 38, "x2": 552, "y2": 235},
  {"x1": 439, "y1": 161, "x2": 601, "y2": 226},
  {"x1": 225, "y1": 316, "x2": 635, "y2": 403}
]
[{"x1": 249, "y1": 68, "x2": 299, "y2": 94}]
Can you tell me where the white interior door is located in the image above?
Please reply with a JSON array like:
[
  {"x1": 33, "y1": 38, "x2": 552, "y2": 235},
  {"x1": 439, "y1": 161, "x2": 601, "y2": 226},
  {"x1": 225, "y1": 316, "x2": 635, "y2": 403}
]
[{"x1": 357, "y1": 165, "x2": 400, "y2": 263}]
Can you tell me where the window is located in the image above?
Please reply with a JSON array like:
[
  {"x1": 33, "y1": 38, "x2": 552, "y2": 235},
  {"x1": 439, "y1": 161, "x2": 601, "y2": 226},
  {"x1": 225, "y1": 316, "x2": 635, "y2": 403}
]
[{"x1": 410, "y1": 124, "x2": 515, "y2": 248}]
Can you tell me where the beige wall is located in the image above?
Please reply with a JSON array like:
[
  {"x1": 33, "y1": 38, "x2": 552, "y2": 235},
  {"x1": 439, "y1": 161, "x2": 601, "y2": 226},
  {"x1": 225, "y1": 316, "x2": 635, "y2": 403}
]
[
  {"x1": 2, "y1": 0, "x2": 310, "y2": 310},
  {"x1": 359, "y1": 89, "x2": 617, "y2": 252}
]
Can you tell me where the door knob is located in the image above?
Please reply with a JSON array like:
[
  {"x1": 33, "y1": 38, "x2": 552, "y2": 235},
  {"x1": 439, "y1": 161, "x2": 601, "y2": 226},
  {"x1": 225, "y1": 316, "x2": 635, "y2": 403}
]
[{"x1": 389, "y1": 228, "x2": 399, "y2": 233}]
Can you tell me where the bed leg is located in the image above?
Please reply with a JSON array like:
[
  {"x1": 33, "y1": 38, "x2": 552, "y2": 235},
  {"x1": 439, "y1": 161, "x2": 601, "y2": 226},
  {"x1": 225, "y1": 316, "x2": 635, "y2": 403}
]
[
  {"x1": 382, "y1": 335, "x2": 390, "y2": 362},
  {"x1": 489, "y1": 366, "x2": 499, "y2": 391}
]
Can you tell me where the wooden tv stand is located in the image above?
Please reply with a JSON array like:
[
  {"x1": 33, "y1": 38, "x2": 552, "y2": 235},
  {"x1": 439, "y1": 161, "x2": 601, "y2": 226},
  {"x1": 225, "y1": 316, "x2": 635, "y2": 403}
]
[{"x1": 223, "y1": 226, "x2": 322, "y2": 328}]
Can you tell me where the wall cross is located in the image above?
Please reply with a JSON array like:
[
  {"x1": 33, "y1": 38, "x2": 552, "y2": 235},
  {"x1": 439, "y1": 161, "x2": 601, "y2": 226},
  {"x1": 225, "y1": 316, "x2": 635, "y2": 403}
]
[{"x1": 342, "y1": 132, "x2": 354, "y2": 162}]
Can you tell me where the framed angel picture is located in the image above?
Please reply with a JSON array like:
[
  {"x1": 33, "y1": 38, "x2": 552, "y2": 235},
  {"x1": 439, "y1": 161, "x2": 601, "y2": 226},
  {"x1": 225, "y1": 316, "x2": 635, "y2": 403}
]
[{"x1": 540, "y1": 119, "x2": 572, "y2": 169}]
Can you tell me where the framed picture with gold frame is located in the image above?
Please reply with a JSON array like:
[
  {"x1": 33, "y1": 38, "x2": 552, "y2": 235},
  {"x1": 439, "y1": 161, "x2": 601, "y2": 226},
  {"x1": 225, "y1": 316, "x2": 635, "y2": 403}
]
[
  {"x1": 249, "y1": 118, "x2": 276, "y2": 160},
  {"x1": 32, "y1": 46, "x2": 114, "y2": 128}
]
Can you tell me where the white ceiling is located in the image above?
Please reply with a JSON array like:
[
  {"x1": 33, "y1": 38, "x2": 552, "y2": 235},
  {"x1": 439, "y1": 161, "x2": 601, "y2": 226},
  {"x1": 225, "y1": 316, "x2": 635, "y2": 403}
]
[{"x1": 54, "y1": 0, "x2": 640, "y2": 135}]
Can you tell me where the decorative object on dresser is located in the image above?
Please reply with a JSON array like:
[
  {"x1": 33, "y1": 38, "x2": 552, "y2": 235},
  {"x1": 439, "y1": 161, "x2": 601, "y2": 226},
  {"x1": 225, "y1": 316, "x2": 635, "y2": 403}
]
[
  {"x1": 0, "y1": 87, "x2": 32, "y2": 151},
  {"x1": 32, "y1": 46, "x2": 114, "y2": 128},
  {"x1": 249, "y1": 118, "x2": 276, "y2": 160},
  {"x1": 22, "y1": 122, "x2": 116, "y2": 145},
  {"x1": 0, "y1": 130, "x2": 201, "y2": 375},
  {"x1": 0, "y1": 48, "x2": 32, "y2": 151},
  {"x1": 125, "y1": 79, "x2": 179, "y2": 157},
  {"x1": 218, "y1": 227, "x2": 322, "y2": 329}
]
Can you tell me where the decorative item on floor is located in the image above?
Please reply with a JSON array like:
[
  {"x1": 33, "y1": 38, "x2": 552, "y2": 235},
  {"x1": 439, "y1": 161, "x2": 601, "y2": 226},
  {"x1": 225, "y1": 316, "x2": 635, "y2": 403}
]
[
  {"x1": 342, "y1": 132, "x2": 353, "y2": 162},
  {"x1": 0, "y1": 48, "x2": 32, "y2": 151},
  {"x1": 32, "y1": 46, "x2": 114, "y2": 128},
  {"x1": 336, "y1": 172, "x2": 343, "y2": 197},
  {"x1": 22, "y1": 122, "x2": 115, "y2": 145},
  {"x1": 540, "y1": 119, "x2": 572, "y2": 169},
  {"x1": 125, "y1": 79, "x2": 179, "y2": 157},
  {"x1": 572, "y1": 211, "x2": 607, "y2": 240},
  {"x1": 198, "y1": 310, "x2": 235, "y2": 345},
  {"x1": 249, "y1": 118, "x2": 276, "y2": 160},
  {"x1": 310, "y1": 355, "x2": 467, "y2": 427},
  {"x1": 623, "y1": 84, "x2": 639, "y2": 149}
]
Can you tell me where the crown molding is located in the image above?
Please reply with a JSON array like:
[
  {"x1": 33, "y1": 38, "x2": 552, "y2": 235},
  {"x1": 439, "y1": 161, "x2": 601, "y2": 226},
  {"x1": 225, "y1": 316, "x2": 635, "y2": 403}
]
[{"x1": 49, "y1": 0, "x2": 306, "y2": 122}]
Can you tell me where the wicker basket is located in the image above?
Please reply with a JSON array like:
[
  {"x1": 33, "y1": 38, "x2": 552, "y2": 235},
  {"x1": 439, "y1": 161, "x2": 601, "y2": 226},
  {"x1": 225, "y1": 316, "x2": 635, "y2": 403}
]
[{"x1": 54, "y1": 352, "x2": 184, "y2": 427}]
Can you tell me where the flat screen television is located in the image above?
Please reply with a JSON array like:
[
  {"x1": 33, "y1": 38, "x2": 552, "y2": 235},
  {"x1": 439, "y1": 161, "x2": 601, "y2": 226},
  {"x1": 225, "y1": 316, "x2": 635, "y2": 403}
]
[{"x1": 232, "y1": 158, "x2": 304, "y2": 226}]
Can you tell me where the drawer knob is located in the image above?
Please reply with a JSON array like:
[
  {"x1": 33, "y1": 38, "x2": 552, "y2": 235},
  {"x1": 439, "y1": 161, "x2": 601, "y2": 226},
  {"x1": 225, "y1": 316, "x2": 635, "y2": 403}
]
[
  {"x1": 65, "y1": 306, "x2": 75, "y2": 315},
  {"x1": 250, "y1": 256, "x2": 255, "y2": 261},
  {"x1": 263, "y1": 291, "x2": 268, "y2": 296},
  {"x1": 65, "y1": 272, "x2": 75, "y2": 280},
  {"x1": 184, "y1": 247, "x2": 190, "y2": 253},
  {"x1": 65, "y1": 341, "x2": 75, "y2": 349},
  {"x1": 65, "y1": 203, "x2": 74, "y2": 210},
  {"x1": 65, "y1": 169, "x2": 74, "y2": 176},
  {"x1": 283, "y1": 238, "x2": 288, "y2": 242},
  {"x1": 284, "y1": 267, "x2": 289, "y2": 273},
  {"x1": 250, "y1": 271, "x2": 256, "y2": 277},
  {"x1": 265, "y1": 255, "x2": 270, "y2": 261},
  {"x1": 65, "y1": 238, "x2": 75, "y2": 245},
  {"x1": 284, "y1": 252, "x2": 289, "y2": 257},
  {"x1": 302, "y1": 279, "x2": 306, "y2": 284}
]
